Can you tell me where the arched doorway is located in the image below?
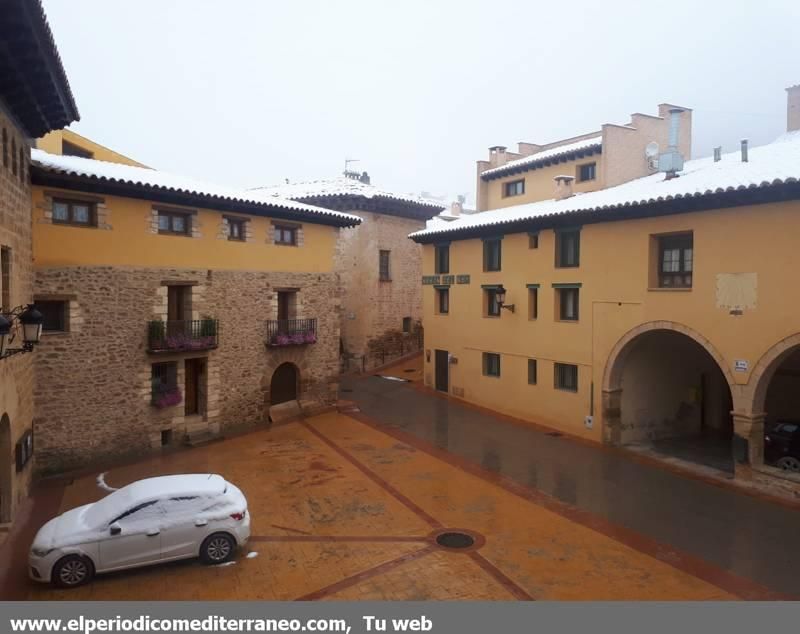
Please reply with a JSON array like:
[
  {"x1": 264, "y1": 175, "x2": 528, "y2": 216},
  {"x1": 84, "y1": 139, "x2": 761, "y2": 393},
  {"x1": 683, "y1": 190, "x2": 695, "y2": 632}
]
[
  {"x1": 604, "y1": 324, "x2": 735, "y2": 472},
  {"x1": 270, "y1": 363, "x2": 299, "y2": 405},
  {"x1": 0, "y1": 413, "x2": 12, "y2": 524},
  {"x1": 748, "y1": 336, "x2": 800, "y2": 473}
]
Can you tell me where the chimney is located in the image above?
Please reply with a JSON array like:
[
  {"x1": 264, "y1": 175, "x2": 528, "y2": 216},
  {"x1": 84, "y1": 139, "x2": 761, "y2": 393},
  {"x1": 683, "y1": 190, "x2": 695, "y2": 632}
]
[
  {"x1": 488, "y1": 145, "x2": 509, "y2": 168},
  {"x1": 450, "y1": 201, "x2": 462, "y2": 217},
  {"x1": 740, "y1": 139, "x2": 748, "y2": 162},
  {"x1": 787, "y1": 85, "x2": 800, "y2": 132},
  {"x1": 554, "y1": 175, "x2": 575, "y2": 200},
  {"x1": 359, "y1": 171, "x2": 370, "y2": 185},
  {"x1": 658, "y1": 108, "x2": 685, "y2": 179},
  {"x1": 713, "y1": 147, "x2": 721, "y2": 162}
]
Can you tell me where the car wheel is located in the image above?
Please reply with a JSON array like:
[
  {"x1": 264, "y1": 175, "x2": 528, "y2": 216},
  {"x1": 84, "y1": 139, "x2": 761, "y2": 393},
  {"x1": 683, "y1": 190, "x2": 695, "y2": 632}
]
[
  {"x1": 777, "y1": 456, "x2": 800, "y2": 472},
  {"x1": 52, "y1": 555, "x2": 94, "y2": 588},
  {"x1": 200, "y1": 533, "x2": 236, "y2": 565}
]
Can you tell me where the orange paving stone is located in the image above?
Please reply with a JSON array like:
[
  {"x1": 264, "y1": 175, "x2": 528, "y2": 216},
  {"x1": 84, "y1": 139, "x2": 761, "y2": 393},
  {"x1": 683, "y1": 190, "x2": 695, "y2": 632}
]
[{"x1": 18, "y1": 411, "x2": 758, "y2": 600}]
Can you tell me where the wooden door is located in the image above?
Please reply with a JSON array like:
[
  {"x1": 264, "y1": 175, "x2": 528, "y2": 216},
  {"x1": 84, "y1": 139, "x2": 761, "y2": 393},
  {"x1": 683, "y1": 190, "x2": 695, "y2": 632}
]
[
  {"x1": 277, "y1": 292, "x2": 290, "y2": 321},
  {"x1": 270, "y1": 363, "x2": 298, "y2": 405},
  {"x1": 168, "y1": 286, "x2": 187, "y2": 322},
  {"x1": 185, "y1": 359, "x2": 201, "y2": 416},
  {"x1": 435, "y1": 350, "x2": 449, "y2": 393}
]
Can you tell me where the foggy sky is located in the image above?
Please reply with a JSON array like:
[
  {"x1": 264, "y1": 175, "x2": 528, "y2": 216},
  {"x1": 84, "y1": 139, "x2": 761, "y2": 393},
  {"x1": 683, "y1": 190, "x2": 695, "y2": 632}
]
[{"x1": 42, "y1": 0, "x2": 800, "y2": 204}]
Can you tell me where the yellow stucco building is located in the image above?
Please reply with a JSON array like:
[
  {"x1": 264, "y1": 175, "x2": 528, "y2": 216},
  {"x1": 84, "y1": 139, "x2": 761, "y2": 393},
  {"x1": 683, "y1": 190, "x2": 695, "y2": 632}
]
[{"x1": 415, "y1": 87, "x2": 800, "y2": 497}]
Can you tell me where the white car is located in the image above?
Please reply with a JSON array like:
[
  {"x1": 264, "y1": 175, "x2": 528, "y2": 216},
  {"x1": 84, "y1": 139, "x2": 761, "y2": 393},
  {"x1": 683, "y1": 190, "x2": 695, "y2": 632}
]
[{"x1": 29, "y1": 473, "x2": 250, "y2": 588}]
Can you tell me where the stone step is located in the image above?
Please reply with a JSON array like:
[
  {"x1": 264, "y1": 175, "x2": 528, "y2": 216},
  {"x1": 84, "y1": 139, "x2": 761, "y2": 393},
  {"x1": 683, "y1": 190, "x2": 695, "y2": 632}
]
[{"x1": 183, "y1": 430, "x2": 223, "y2": 448}]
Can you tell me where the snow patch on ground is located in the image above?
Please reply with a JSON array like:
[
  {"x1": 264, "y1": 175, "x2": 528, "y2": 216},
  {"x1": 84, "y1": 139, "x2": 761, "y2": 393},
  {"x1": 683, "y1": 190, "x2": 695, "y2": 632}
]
[
  {"x1": 96, "y1": 472, "x2": 118, "y2": 492},
  {"x1": 214, "y1": 561, "x2": 237, "y2": 567},
  {"x1": 375, "y1": 375, "x2": 410, "y2": 382},
  {"x1": 246, "y1": 551, "x2": 259, "y2": 559}
]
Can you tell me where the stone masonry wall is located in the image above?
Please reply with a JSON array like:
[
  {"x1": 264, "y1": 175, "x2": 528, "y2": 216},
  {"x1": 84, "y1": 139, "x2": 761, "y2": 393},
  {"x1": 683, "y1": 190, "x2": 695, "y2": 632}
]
[
  {"x1": 334, "y1": 210, "x2": 425, "y2": 371},
  {"x1": 0, "y1": 105, "x2": 35, "y2": 523},
  {"x1": 33, "y1": 266, "x2": 341, "y2": 475}
]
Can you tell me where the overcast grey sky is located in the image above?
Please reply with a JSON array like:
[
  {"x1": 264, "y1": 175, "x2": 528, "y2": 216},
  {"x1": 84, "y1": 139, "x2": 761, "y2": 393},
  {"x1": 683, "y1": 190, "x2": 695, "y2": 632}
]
[{"x1": 43, "y1": 0, "x2": 800, "y2": 203}]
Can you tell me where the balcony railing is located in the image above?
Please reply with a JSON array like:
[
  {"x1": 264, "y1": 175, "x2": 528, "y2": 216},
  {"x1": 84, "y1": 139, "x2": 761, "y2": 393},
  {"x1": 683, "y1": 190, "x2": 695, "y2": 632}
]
[
  {"x1": 147, "y1": 319, "x2": 219, "y2": 353},
  {"x1": 266, "y1": 318, "x2": 317, "y2": 347}
]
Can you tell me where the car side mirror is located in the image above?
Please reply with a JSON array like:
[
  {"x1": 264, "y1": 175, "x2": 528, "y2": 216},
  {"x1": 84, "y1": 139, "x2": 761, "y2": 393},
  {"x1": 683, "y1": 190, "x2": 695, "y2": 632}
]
[{"x1": 109, "y1": 523, "x2": 122, "y2": 536}]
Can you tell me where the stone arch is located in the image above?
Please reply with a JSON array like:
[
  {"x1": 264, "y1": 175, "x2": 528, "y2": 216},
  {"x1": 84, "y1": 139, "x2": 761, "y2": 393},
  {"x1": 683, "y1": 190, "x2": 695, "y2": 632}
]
[
  {"x1": 745, "y1": 333, "x2": 800, "y2": 416},
  {"x1": 270, "y1": 362, "x2": 300, "y2": 406},
  {"x1": 262, "y1": 347, "x2": 313, "y2": 409},
  {"x1": 602, "y1": 321, "x2": 736, "y2": 447},
  {"x1": 0, "y1": 413, "x2": 11, "y2": 524}
]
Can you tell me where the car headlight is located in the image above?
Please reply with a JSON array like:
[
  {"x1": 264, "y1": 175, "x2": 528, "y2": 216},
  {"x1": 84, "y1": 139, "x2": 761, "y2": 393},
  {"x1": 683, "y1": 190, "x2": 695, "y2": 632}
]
[{"x1": 31, "y1": 546, "x2": 54, "y2": 558}]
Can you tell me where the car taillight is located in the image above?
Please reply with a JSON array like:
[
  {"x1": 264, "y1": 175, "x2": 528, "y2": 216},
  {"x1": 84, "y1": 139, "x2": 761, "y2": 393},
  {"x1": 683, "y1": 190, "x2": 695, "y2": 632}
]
[{"x1": 230, "y1": 510, "x2": 245, "y2": 521}]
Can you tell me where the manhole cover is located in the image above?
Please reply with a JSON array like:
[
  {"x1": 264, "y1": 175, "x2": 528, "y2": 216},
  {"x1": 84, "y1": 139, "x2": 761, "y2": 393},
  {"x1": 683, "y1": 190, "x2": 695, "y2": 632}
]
[{"x1": 435, "y1": 532, "x2": 475, "y2": 549}]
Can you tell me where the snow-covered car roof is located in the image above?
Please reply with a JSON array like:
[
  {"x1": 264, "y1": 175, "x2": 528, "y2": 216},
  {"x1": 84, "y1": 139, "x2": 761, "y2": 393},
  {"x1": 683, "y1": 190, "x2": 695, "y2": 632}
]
[
  {"x1": 84, "y1": 474, "x2": 228, "y2": 526},
  {"x1": 30, "y1": 150, "x2": 361, "y2": 227},
  {"x1": 411, "y1": 131, "x2": 800, "y2": 243}
]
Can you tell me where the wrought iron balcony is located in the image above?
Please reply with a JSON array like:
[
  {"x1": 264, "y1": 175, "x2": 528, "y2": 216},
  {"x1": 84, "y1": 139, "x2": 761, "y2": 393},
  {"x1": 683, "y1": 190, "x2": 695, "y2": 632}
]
[
  {"x1": 266, "y1": 318, "x2": 317, "y2": 347},
  {"x1": 147, "y1": 319, "x2": 219, "y2": 353}
]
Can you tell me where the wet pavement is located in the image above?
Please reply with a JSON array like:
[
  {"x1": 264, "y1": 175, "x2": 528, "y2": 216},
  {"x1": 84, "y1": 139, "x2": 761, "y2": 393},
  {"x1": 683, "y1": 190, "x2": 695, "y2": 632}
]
[
  {"x1": 1, "y1": 407, "x2": 765, "y2": 601},
  {"x1": 343, "y1": 370, "x2": 800, "y2": 597}
]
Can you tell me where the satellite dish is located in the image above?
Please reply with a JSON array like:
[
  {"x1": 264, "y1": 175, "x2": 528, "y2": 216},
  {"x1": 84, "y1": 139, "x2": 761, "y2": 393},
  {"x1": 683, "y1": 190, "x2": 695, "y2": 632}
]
[{"x1": 645, "y1": 141, "x2": 660, "y2": 158}]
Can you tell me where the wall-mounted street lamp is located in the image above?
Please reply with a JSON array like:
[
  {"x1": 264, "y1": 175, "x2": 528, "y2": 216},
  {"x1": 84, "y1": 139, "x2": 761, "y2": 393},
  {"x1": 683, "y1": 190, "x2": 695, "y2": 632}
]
[
  {"x1": 495, "y1": 285, "x2": 515, "y2": 313},
  {"x1": 0, "y1": 304, "x2": 43, "y2": 359}
]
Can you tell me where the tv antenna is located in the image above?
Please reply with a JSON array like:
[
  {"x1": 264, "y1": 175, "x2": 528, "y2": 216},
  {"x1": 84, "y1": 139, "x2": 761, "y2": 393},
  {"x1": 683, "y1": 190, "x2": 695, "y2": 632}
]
[{"x1": 344, "y1": 158, "x2": 360, "y2": 174}]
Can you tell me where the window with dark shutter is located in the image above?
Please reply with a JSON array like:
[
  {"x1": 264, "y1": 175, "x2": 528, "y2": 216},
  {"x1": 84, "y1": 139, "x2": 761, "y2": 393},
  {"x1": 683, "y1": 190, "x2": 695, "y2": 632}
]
[
  {"x1": 157, "y1": 209, "x2": 191, "y2": 235},
  {"x1": 35, "y1": 300, "x2": 69, "y2": 332},
  {"x1": 558, "y1": 288, "x2": 580, "y2": 321},
  {"x1": 556, "y1": 229, "x2": 580, "y2": 268},
  {"x1": 274, "y1": 224, "x2": 297, "y2": 245},
  {"x1": 379, "y1": 250, "x2": 391, "y2": 281},
  {"x1": 435, "y1": 244, "x2": 450, "y2": 274},
  {"x1": 53, "y1": 199, "x2": 96, "y2": 227},
  {"x1": 437, "y1": 288, "x2": 449, "y2": 314},
  {"x1": 528, "y1": 359, "x2": 538, "y2": 385},
  {"x1": 555, "y1": 363, "x2": 578, "y2": 392},
  {"x1": 503, "y1": 179, "x2": 525, "y2": 197},
  {"x1": 483, "y1": 352, "x2": 501, "y2": 377},
  {"x1": 483, "y1": 239, "x2": 501, "y2": 272},
  {"x1": 577, "y1": 162, "x2": 596, "y2": 182},
  {"x1": 658, "y1": 233, "x2": 693, "y2": 288}
]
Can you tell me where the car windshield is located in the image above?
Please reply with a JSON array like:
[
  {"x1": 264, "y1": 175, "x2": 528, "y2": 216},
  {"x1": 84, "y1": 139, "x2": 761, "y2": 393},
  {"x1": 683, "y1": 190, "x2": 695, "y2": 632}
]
[{"x1": 84, "y1": 486, "x2": 139, "y2": 527}]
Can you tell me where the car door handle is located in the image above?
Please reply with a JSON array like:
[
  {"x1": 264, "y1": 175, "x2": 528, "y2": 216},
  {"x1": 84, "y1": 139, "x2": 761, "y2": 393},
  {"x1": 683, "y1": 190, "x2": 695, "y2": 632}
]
[
  {"x1": 195, "y1": 519, "x2": 208, "y2": 527},
  {"x1": 146, "y1": 529, "x2": 160, "y2": 537}
]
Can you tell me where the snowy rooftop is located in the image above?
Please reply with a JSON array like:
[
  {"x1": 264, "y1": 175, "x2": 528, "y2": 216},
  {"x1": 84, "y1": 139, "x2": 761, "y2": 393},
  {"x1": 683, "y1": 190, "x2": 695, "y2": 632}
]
[
  {"x1": 412, "y1": 132, "x2": 800, "y2": 241},
  {"x1": 248, "y1": 176, "x2": 445, "y2": 209},
  {"x1": 481, "y1": 136, "x2": 603, "y2": 178},
  {"x1": 31, "y1": 150, "x2": 361, "y2": 226}
]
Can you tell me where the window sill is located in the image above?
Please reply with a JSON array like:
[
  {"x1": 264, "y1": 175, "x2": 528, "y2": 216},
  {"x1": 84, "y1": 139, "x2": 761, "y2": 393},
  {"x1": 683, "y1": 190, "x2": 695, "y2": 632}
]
[
  {"x1": 274, "y1": 242, "x2": 298, "y2": 247},
  {"x1": 228, "y1": 237, "x2": 246, "y2": 242},
  {"x1": 555, "y1": 388, "x2": 579, "y2": 393},
  {"x1": 557, "y1": 319, "x2": 580, "y2": 324},
  {"x1": 52, "y1": 222, "x2": 99, "y2": 229},
  {"x1": 158, "y1": 231, "x2": 192, "y2": 237},
  {"x1": 379, "y1": 278, "x2": 392, "y2": 283},
  {"x1": 647, "y1": 287, "x2": 692, "y2": 292}
]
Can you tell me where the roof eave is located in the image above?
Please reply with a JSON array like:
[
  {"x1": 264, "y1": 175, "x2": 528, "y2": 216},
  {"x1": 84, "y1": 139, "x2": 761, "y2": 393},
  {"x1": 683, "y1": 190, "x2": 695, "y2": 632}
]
[
  {"x1": 480, "y1": 145, "x2": 602, "y2": 181},
  {"x1": 292, "y1": 193, "x2": 445, "y2": 221},
  {"x1": 30, "y1": 167, "x2": 362, "y2": 228},
  {"x1": 411, "y1": 181, "x2": 800, "y2": 244}
]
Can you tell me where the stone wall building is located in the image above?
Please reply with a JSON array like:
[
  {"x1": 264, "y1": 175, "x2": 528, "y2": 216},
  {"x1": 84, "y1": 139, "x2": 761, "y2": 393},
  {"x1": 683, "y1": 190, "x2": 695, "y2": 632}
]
[
  {"x1": 29, "y1": 141, "x2": 359, "y2": 474},
  {"x1": 251, "y1": 173, "x2": 443, "y2": 371},
  {"x1": 0, "y1": 0, "x2": 78, "y2": 523}
]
